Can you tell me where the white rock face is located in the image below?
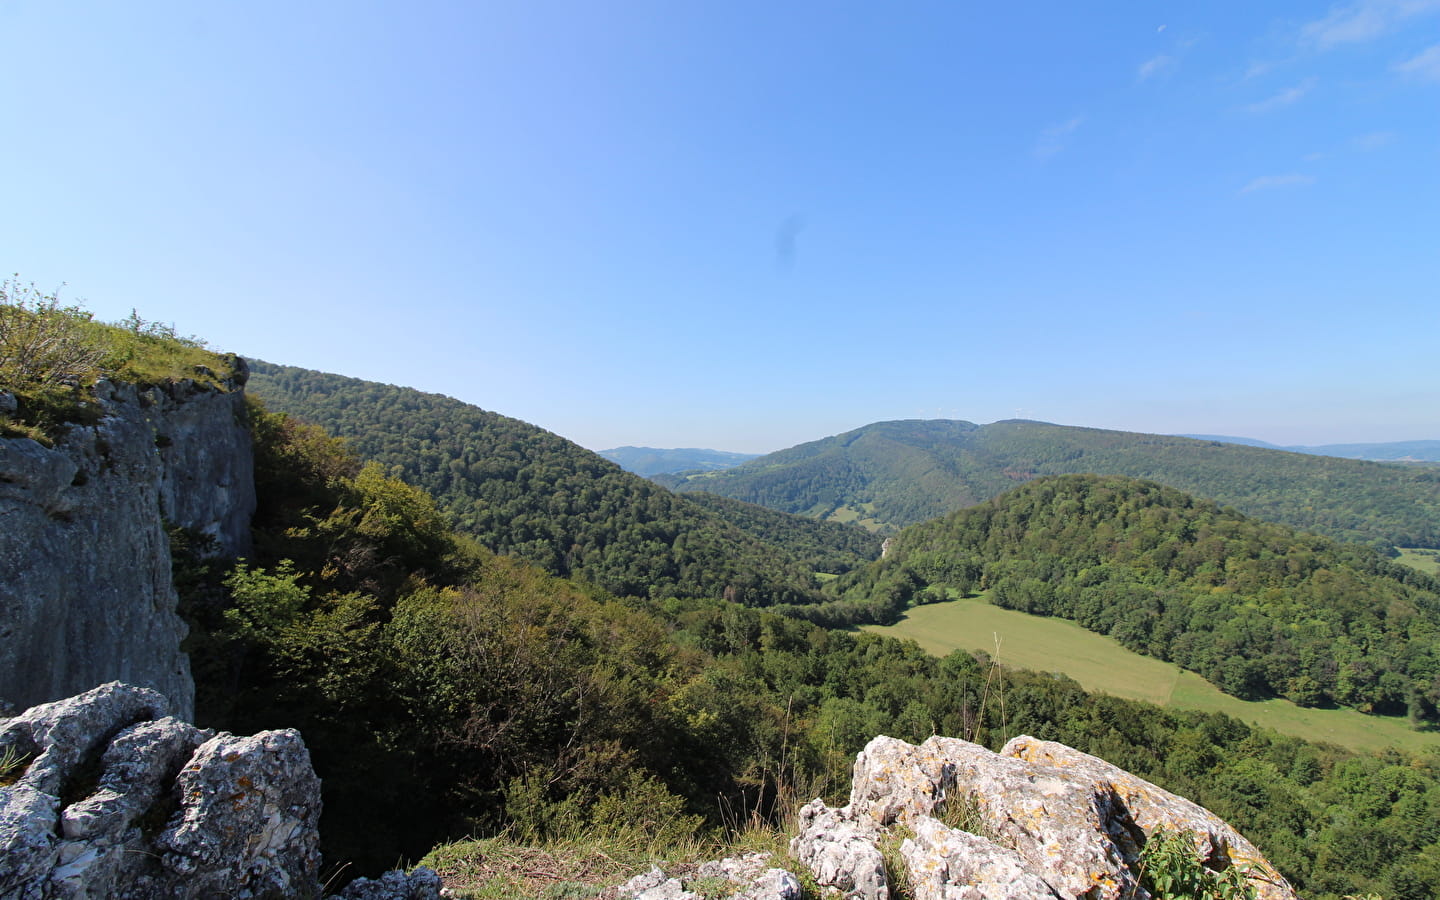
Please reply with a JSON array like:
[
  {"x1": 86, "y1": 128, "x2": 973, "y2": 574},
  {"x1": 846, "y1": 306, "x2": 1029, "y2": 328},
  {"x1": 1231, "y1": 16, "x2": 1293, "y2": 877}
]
[
  {"x1": 789, "y1": 734, "x2": 1299, "y2": 900},
  {"x1": 0, "y1": 368, "x2": 255, "y2": 720}
]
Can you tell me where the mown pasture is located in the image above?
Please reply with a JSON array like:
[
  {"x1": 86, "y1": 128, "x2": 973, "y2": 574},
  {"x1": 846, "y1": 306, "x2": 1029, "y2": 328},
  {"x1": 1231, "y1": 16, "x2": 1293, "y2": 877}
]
[{"x1": 865, "y1": 594, "x2": 1440, "y2": 754}]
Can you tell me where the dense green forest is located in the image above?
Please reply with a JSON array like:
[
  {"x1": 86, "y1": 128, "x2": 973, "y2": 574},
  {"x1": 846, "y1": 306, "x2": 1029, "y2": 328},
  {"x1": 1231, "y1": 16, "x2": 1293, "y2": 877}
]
[
  {"x1": 245, "y1": 361, "x2": 879, "y2": 604},
  {"x1": 175, "y1": 403, "x2": 1440, "y2": 900},
  {"x1": 838, "y1": 474, "x2": 1440, "y2": 719},
  {"x1": 659, "y1": 418, "x2": 1440, "y2": 549}
]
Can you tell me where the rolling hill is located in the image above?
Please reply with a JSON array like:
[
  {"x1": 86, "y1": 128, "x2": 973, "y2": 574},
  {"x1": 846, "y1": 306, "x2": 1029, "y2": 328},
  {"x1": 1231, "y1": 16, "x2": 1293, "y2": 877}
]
[
  {"x1": 658, "y1": 419, "x2": 1440, "y2": 548},
  {"x1": 599, "y1": 446, "x2": 758, "y2": 476},
  {"x1": 839, "y1": 473, "x2": 1440, "y2": 718}
]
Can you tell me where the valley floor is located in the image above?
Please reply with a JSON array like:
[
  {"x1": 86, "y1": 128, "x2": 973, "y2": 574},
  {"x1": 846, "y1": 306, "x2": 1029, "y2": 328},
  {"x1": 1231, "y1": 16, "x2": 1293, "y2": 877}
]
[{"x1": 865, "y1": 594, "x2": 1440, "y2": 754}]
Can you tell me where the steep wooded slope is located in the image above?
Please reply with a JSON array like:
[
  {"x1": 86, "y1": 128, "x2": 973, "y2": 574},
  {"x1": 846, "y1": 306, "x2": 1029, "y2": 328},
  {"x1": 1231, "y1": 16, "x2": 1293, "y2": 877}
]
[
  {"x1": 244, "y1": 361, "x2": 878, "y2": 603},
  {"x1": 841, "y1": 474, "x2": 1440, "y2": 718},
  {"x1": 660, "y1": 418, "x2": 1440, "y2": 547}
]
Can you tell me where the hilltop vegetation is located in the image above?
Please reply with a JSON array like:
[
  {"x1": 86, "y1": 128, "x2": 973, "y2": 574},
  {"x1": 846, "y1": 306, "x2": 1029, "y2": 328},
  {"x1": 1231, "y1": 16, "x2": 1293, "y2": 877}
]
[
  {"x1": 660, "y1": 418, "x2": 1440, "y2": 549},
  {"x1": 245, "y1": 361, "x2": 879, "y2": 604},
  {"x1": 0, "y1": 279, "x2": 236, "y2": 443},
  {"x1": 840, "y1": 474, "x2": 1440, "y2": 721}
]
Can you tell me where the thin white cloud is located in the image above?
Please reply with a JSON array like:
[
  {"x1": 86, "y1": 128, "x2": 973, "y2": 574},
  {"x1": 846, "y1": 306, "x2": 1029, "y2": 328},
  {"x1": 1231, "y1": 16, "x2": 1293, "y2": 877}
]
[
  {"x1": 1137, "y1": 54, "x2": 1177, "y2": 82},
  {"x1": 1034, "y1": 117, "x2": 1084, "y2": 160},
  {"x1": 1243, "y1": 60, "x2": 1276, "y2": 80},
  {"x1": 1302, "y1": 0, "x2": 1440, "y2": 49},
  {"x1": 1240, "y1": 174, "x2": 1317, "y2": 194},
  {"x1": 1246, "y1": 77, "x2": 1317, "y2": 113},
  {"x1": 1351, "y1": 130, "x2": 1398, "y2": 150},
  {"x1": 1395, "y1": 42, "x2": 1440, "y2": 79}
]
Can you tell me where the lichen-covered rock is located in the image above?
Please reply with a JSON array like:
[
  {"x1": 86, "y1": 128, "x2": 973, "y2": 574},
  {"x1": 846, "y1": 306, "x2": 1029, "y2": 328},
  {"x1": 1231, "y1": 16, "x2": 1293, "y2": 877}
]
[
  {"x1": 847, "y1": 735, "x2": 955, "y2": 827},
  {"x1": 49, "y1": 716, "x2": 212, "y2": 898},
  {"x1": 901, "y1": 817, "x2": 1060, "y2": 900},
  {"x1": 920, "y1": 736, "x2": 1135, "y2": 900},
  {"x1": 332, "y1": 865, "x2": 443, "y2": 899},
  {"x1": 0, "y1": 372, "x2": 255, "y2": 720},
  {"x1": 1001, "y1": 736, "x2": 1296, "y2": 900},
  {"x1": 695, "y1": 853, "x2": 803, "y2": 900},
  {"x1": 0, "y1": 683, "x2": 331, "y2": 899},
  {"x1": 0, "y1": 683, "x2": 204, "y2": 899},
  {"x1": 789, "y1": 734, "x2": 1298, "y2": 900},
  {"x1": 150, "y1": 729, "x2": 322, "y2": 898},
  {"x1": 618, "y1": 865, "x2": 695, "y2": 900},
  {"x1": 789, "y1": 799, "x2": 889, "y2": 900}
]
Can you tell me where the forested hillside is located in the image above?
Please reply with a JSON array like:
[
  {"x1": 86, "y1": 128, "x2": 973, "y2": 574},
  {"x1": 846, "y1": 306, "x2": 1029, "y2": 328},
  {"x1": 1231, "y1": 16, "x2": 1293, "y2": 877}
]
[
  {"x1": 181, "y1": 404, "x2": 1440, "y2": 900},
  {"x1": 245, "y1": 361, "x2": 878, "y2": 604},
  {"x1": 840, "y1": 474, "x2": 1440, "y2": 720},
  {"x1": 660, "y1": 419, "x2": 1440, "y2": 548}
]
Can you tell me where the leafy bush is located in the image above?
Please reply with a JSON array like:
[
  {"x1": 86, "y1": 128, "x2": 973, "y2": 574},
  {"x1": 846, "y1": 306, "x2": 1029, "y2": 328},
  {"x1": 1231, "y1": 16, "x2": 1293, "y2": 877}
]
[
  {"x1": 1139, "y1": 829, "x2": 1255, "y2": 900},
  {"x1": 0, "y1": 278, "x2": 106, "y2": 387}
]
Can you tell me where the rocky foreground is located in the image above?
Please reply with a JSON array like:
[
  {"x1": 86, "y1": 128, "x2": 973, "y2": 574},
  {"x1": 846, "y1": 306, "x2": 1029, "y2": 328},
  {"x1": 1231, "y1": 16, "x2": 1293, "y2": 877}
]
[
  {"x1": 0, "y1": 683, "x2": 436, "y2": 900},
  {"x1": 1, "y1": 683, "x2": 1295, "y2": 899}
]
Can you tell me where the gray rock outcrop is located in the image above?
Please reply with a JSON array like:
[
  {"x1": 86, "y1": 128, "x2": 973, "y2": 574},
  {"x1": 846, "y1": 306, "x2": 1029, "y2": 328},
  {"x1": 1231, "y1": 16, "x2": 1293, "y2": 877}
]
[
  {"x1": 0, "y1": 682, "x2": 442, "y2": 900},
  {"x1": 789, "y1": 734, "x2": 1298, "y2": 900},
  {"x1": 0, "y1": 369, "x2": 254, "y2": 720},
  {"x1": 0, "y1": 682, "x2": 318, "y2": 898}
]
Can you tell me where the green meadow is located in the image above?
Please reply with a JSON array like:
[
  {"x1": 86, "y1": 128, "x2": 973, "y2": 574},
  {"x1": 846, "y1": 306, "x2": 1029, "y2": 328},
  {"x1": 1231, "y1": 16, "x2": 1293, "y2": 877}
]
[
  {"x1": 1397, "y1": 547, "x2": 1440, "y2": 576},
  {"x1": 865, "y1": 595, "x2": 1440, "y2": 754}
]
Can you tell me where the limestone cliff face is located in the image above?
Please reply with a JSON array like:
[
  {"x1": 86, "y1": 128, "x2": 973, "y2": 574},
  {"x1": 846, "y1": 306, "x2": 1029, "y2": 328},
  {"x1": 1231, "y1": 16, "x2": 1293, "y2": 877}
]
[{"x1": 0, "y1": 366, "x2": 255, "y2": 721}]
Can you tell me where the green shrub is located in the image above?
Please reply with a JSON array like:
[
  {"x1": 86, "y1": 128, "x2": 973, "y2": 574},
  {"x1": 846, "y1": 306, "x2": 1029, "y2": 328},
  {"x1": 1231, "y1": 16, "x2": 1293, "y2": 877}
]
[{"x1": 1139, "y1": 829, "x2": 1255, "y2": 900}]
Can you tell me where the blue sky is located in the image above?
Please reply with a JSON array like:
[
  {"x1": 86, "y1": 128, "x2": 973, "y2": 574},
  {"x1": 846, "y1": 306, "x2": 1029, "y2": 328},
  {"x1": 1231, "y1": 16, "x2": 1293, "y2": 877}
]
[{"x1": 2, "y1": 1, "x2": 1437, "y2": 453}]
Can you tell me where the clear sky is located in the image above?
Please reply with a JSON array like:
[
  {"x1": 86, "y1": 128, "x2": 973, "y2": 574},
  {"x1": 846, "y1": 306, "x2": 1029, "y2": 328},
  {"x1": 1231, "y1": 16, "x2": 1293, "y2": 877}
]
[{"x1": 3, "y1": 1, "x2": 1437, "y2": 454}]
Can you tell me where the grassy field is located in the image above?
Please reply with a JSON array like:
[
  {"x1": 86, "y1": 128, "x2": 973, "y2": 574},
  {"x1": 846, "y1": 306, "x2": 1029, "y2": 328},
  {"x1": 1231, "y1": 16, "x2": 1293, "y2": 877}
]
[
  {"x1": 1397, "y1": 547, "x2": 1440, "y2": 576},
  {"x1": 865, "y1": 595, "x2": 1440, "y2": 754}
]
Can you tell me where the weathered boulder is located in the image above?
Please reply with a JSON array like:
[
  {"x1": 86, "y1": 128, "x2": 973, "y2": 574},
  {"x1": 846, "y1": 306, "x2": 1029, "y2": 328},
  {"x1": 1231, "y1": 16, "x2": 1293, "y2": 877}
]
[
  {"x1": 0, "y1": 683, "x2": 321, "y2": 899},
  {"x1": 790, "y1": 799, "x2": 889, "y2": 900},
  {"x1": 695, "y1": 853, "x2": 804, "y2": 900},
  {"x1": 788, "y1": 734, "x2": 1298, "y2": 900},
  {"x1": 0, "y1": 371, "x2": 255, "y2": 720}
]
